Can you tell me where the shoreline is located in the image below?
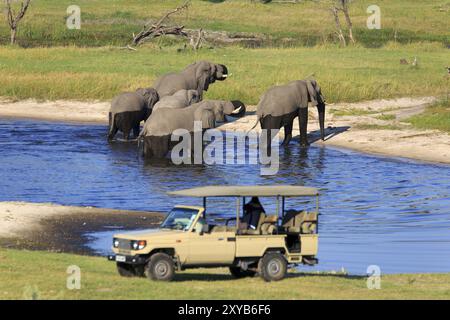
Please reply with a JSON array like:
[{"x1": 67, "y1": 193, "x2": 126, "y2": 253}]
[
  {"x1": 0, "y1": 201, "x2": 164, "y2": 255},
  {"x1": 1, "y1": 96, "x2": 449, "y2": 165}
]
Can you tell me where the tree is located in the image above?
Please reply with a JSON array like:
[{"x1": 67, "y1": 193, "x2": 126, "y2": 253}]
[
  {"x1": 4, "y1": 0, "x2": 32, "y2": 45},
  {"x1": 326, "y1": 0, "x2": 355, "y2": 46}
]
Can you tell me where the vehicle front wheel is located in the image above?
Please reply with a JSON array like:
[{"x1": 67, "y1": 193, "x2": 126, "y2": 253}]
[
  {"x1": 229, "y1": 266, "x2": 257, "y2": 278},
  {"x1": 146, "y1": 253, "x2": 175, "y2": 281},
  {"x1": 259, "y1": 252, "x2": 287, "y2": 282}
]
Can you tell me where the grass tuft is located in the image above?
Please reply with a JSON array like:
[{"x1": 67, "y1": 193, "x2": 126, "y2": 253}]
[{"x1": 404, "y1": 100, "x2": 450, "y2": 133}]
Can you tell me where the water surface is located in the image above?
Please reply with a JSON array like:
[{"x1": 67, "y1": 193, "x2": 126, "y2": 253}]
[{"x1": 0, "y1": 118, "x2": 449, "y2": 274}]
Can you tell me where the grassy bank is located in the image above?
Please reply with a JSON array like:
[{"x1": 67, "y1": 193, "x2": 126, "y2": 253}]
[
  {"x1": 405, "y1": 99, "x2": 450, "y2": 133},
  {"x1": 0, "y1": 249, "x2": 449, "y2": 299},
  {"x1": 0, "y1": 0, "x2": 448, "y2": 47},
  {"x1": 0, "y1": 43, "x2": 449, "y2": 103}
]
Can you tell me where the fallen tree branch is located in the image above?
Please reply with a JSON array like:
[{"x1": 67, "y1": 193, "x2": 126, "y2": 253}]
[{"x1": 131, "y1": 0, "x2": 190, "y2": 46}]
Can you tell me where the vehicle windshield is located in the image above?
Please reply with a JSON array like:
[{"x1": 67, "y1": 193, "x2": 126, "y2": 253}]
[{"x1": 160, "y1": 207, "x2": 199, "y2": 231}]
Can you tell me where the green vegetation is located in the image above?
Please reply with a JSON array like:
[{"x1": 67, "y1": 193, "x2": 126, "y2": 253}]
[
  {"x1": 354, "y1": 123, "x2": 404, "y2": 130},
  {"x1": 330, "y1": 108, "x2": 378, "y2": 116},
  {"x1": 0, "y1": 43, "x2": 448, "y2": 103},
  {"x1": 0, "y1": 0, "x2": 448, "y2": 47},
  {"x1": 405, "y1": 100, "x2": 450, "y2": 133},
  {"x1": 1, "y1": 248, "x2": 449, "y2": 299}
]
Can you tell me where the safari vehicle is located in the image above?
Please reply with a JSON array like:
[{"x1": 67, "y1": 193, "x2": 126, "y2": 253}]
[{"x1": 108, "y1": 185, "x2": 320, "y2": 282}]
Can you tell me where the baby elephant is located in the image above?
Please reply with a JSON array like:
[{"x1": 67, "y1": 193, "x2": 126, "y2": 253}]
[
  {"x1": 108, "y1": 87, "x2": 159, "y2": 141},
  {"x1": 152, "y1": 89, "x2": 200, "y2": 111}
]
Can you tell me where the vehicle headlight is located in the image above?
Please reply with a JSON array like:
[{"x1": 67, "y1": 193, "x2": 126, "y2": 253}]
[
  {"x1": 113, "y1": 238, "x2": 119, "y2": 248},
  {"x1": 131, "y1": 240, "x2": 146, "y2": 250}
]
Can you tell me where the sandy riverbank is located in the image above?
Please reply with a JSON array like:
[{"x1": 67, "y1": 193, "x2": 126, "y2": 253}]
[
  {"x1": 0, "y1": 202, "x2": 164, "y2": 254},
  {"x1": 1, "y1": 96, "x2": 449, "y2": 165}
]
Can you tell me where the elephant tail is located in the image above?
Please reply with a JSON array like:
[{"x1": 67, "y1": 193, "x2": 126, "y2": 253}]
[{"x1": 107, "y1": 112, "x2": 115, "y2": 140}]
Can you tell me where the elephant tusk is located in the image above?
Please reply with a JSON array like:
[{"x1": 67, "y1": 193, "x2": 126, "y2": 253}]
[{"x1": 231, "y1": 106, "x2": 242, "y2": 114}]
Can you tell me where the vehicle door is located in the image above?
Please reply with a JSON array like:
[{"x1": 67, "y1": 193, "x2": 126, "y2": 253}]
[{"x1": 186, "y1": 217, "x2": 235, "y2": 265}]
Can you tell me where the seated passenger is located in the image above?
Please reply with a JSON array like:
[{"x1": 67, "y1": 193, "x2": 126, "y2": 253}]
[{"x1": 241, "y1": 197, "x2": 265, "y2": 230}]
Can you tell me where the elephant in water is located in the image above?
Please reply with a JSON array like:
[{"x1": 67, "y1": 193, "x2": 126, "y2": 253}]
[
  {"x1": 250, "y1": 79, "x2": 326, "y2": 153},
  {"x1": 140, "y1": 100, "x2": 245, "y2": 158},
  {"x1": 108, "y1": 87, "x2": 159, "y2": 141},
  {"x1": 152, "y1": 89, "x2": 200, "y2": 111},
  {"x1": 153, "y1": 61, "x2": 228, "y2": 99}
]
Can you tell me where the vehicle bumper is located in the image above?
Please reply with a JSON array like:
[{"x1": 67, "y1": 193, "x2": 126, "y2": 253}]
[{"x1": 107, "y1": 254, "x2": 147, "y2": 265}]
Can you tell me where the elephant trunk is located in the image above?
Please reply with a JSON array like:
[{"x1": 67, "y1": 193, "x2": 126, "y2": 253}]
[{"x1": 317, "y1": 103, "x2": 325, "y2": 141}]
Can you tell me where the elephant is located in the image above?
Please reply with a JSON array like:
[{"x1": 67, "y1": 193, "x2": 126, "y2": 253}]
[
  {"x1": 152, "y1": 89, "x2": 200, "y2": 111},
  {"x1": 153, "y1": 61, "x2": 228, "y2": 99},
  {"x1": 250, "y1": 79, "x2": 326, "y2": 153},
  {"x1": 139, "y1": 100, "x2": 245, "y2": 158},
  {"x1": 108, "y1": 87, "x2": 159, "y2": 141}
]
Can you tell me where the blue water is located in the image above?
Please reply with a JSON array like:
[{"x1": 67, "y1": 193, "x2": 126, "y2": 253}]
[{"x1": 0, "y1": 118, "x2": 449, "y2": 274}]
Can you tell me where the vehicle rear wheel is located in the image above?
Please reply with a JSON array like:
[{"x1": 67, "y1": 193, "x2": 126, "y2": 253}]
[
  {"x1": 259, "y1": 252, "x2": 287, "y2": 282},
  {"x1": 229, "y1": 266, "x2": 257, "y2": 278},
  {"x1": 146, "y1": 253, "x2": 175, "y2": 281},
  {"x1": 116, "y1": 262, "x2": 135, "y2": 277}
]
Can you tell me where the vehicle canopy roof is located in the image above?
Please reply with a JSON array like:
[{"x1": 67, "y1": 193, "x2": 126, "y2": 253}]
[{"x1": 168, "y1": 185, "x2": 319, "y2": 198}]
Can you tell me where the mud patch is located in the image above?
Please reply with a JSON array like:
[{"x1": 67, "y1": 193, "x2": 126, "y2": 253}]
[{"x1": 0, "y1": 204, "x2": 164, "y2": 255}]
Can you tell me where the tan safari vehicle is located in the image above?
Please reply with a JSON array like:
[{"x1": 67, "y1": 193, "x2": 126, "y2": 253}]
[{"x1": 108, "y1": 185, "x2": 320, "y2": 282}]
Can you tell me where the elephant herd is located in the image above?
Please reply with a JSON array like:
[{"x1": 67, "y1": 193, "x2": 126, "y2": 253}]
[{"x1": 107, "y1": 60, "x2": 326, "y2": 159}]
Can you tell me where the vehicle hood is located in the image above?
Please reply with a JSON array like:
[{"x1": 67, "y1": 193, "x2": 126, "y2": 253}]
[{"x1": 114, "y1": 228, "x2": 184, "y2": 241}]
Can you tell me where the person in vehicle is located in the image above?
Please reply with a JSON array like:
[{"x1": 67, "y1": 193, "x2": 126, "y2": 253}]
[{"x1": 241, "y1": 197, "x2": 266, "y2": 230}]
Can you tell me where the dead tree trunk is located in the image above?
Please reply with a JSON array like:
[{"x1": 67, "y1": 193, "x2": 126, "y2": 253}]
[
  {"x1": 331, "y1": 7, "x2": 346, "y2": 46},
  {"x1": 4, "y1": 0, "x2": 32, "y2": 45},
  {"x1": 340, "y1": 0, "x2": 355, "y2": 43},
  {"x1": 131, "y1": 0, "x2": 190, "y2": 46}
]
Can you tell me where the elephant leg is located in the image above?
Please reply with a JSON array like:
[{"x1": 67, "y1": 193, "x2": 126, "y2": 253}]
[
  {"x1": 260, "y1": 115, "x2": 281, "y2": 157},
  {"x1": 281, "y1": 122, "x2": 293, "y2": 146},
  {"x1": 133, "y1": 124, "x2": 140, "y2": 139},
  {"x1": 108, "y1": 124, "x2": 119, "y2": 141},
  {"x1": 108, "y1": 113, "x2": 119, "y2": 141},
  {"x1": 122, "y1": 127, "x2": 131, "y2": 141},
  {"x1": 145, "y1": 135, "x2": 169, "y2": 158},
  {"x1": 298, "y1": 108, "x2": 310, "y2": 147}
]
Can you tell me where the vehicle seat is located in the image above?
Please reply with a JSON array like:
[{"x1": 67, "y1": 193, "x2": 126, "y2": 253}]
[
  {"x1": 240, "y1": 212, "x2": 266, "y2": 235},
  {"x1": 260, "y1": 215, "x2": 278, "y2": 235},
  {"x1": 282, "y1": 210, "x2": 317, "y2": 234}
]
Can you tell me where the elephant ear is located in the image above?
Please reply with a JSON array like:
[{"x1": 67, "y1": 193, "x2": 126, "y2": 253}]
[
  {"x1": 195, "y1": 61, "x2": 212, "y2": 94},
  {"x1": 143, "y1": 88, "x2": 159, "y2": 109},
  {"x1": 305, "y1": 80, "x2": 319, "y2": 106},
  {"x1": 188, "y1": 90, "x2": 199, "y2": 105},
  {"x1": 195, "y1": 107, "x2": 215, "y2": 129}
]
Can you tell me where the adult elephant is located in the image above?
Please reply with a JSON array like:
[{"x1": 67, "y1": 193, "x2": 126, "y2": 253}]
[
  {"x1": 108, "y1": 87, "x2": 159, "y2": 141},
  {"x1": 140, "y1": 100, "x2": 245, "y2": 158},
  {"x1": 152, "y1": 89, "x2": 200, "y2": 111},
  {"x1": 251, "y1": 79, "x2": 326, "y2": 152},
  {"x1": 153, "y1": 61, "x2": 228, "y2": 99}
]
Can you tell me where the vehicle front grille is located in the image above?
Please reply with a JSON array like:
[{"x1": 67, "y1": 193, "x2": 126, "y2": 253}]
[{"x1": 117, "y1": 239, "x2": 131, "y2": 250}]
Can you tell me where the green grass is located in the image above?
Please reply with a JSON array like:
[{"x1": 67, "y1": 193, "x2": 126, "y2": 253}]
[
  {"x1": 0, "y1": 43, "x2": 448, "y2": 103},
  {"x1": 354, "y1": 123, "x2": 404, "y2": 130},
  {"x1": 405, "y1": 99, "x2": 450, "y2": 132},
  {"x1": 0, "y1": 0, "x2": 448, "y2": 47},
  {"x1": 330, "y1": 108, "x2": 378, "y2": 116},
  {"x1": 1, "y1": 248, "x2": 449, "y2": 299}
]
